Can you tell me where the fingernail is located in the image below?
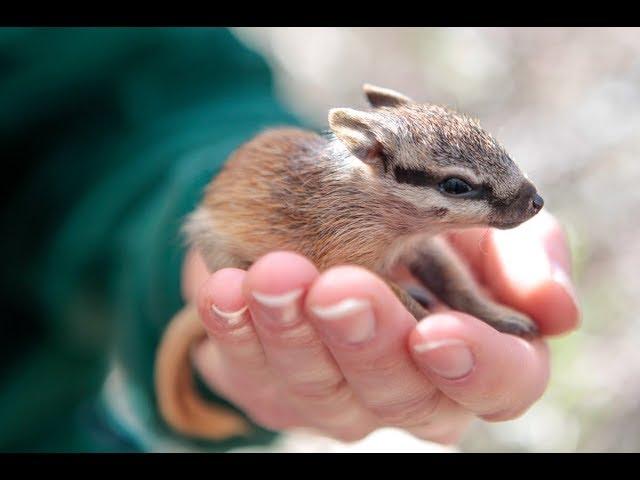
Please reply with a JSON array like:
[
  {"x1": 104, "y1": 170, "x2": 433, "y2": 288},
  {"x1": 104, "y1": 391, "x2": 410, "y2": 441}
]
[
  {"x1": 252, "y1": 288, "x2": 304, "y2": 325},
  {"x1": 413, "y1": 339, "x2": 474, "y2": 380},
  {"x1": 211, "y1": 304, "x2": 248, "y2": 327},
  {"x1": 551, "y1": 262, "x2": 578, "y2": 305},
  {"x1": 311, "y1": 298, "x2": 375, "y2": 344}
]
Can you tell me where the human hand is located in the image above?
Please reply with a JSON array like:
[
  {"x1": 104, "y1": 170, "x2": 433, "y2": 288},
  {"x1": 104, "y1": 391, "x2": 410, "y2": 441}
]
[{"x1": 182, "y1": 210, "x2": 579, "y2": 444}]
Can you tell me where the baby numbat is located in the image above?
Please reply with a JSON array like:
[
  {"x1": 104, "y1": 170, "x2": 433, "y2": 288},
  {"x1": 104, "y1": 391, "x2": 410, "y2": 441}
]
[{"x1": 155, "y1": 84, "x2": 545, "y2": 440}]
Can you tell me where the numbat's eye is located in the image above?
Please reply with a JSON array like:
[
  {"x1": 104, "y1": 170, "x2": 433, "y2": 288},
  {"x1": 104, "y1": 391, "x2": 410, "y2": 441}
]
[{"x1": 439, "y1": 178, "x2": 473, "y2": 196}]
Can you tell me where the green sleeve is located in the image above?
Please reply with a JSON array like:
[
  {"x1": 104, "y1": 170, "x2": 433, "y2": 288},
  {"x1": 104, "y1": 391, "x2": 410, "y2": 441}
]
[{"x1": 0, "y1": 27, "x2": 300, "y2": 451}]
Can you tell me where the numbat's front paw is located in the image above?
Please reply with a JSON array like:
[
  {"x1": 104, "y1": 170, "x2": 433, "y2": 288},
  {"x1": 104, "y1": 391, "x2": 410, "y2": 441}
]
[{"x1": 485, "y1": 308, "x2": 539, "y2": 338}]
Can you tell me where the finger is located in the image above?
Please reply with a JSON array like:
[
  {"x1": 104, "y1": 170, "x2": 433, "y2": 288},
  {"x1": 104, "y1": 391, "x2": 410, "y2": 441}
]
[
  {"x1": 192, "y1": 340, "x2": 302, "y2": 431},
  {"x1": 447, "y1": 210, "x2": 580, "y2": 336},
  {"x1": 197, "y1": 268, "x2": 272, "y2": 400},
  {"x1": 243, "y1": 252, "x2": 378, "y2": 440},
  {"x1": 484, "y1": 211, "x2": 579, "y2": 335},
  {"x1": 447, "y1": 210, "x2": 573, "y2": 277},
  {"x1": 405, "y1": 396, "x2": 475, "y2": 445},
  {"x1": 409, "y1": 311, "x2": 550, "y2": 421},
  {"x1": 305, "y1": 266, "x2": 445, "y2": 430},
  {"x1": 197, "y1": 268, "x2": 311, "y2": 430},
  {"x1": 197, "y1": 268, "x2": 267, "y2": 374}
]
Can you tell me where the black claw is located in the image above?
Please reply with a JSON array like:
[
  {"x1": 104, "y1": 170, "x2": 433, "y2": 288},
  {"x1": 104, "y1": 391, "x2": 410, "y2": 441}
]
[
  {"x1": 406, "y1": 285, "x2": 435, "y2": 309},
  {"x1": 496, "y1": 317, "x2": 539, "y2": 338}
]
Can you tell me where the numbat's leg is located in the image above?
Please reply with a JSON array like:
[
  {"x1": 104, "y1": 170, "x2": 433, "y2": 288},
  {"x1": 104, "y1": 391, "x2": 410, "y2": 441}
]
[
  {"x1": 386, "y1": 279, "x2": 430, "y2": 321},
  {"x1": 406, "y1": 237, "x2": 538, "y2": 338}
]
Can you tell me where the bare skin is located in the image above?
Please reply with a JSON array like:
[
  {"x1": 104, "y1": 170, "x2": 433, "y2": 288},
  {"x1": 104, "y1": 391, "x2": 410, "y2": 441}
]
[{"x1": 183, "y1": 210, "x2": 580, "y2": 444}]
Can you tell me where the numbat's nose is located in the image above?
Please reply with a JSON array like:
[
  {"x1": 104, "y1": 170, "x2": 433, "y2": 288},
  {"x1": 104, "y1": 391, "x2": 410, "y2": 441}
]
[{"x1": 532, "y1": 193, "x2": 544, "y2": 211}]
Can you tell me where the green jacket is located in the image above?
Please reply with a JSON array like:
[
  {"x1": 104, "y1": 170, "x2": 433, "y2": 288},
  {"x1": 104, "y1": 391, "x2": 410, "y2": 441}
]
[{"x1": 0, "y1": 27, "x2": 300, "y2": 452}]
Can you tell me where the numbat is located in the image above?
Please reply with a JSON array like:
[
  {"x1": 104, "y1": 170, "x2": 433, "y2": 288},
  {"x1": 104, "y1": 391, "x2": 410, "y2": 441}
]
[{"x1": 155, "y1": 84, "x2": 545, "y2": 440}]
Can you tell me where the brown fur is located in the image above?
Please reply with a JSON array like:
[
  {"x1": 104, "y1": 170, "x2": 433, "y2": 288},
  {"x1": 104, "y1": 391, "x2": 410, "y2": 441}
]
[
  {"x1": 187, "y1": 128, "x2": 437, "y2": 274},
  {"x1": 155, "y1": 84, "x2": 544, "y2": 441}
]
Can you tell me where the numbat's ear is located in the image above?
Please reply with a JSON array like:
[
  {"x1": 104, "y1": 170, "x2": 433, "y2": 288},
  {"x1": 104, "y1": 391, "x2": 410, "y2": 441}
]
[
  {"x1": 328, "y1": 108, "x2": 385, "y2": 164},
  {"x1": 363, "y1": 83, "x2": 412, "y2": 108}
]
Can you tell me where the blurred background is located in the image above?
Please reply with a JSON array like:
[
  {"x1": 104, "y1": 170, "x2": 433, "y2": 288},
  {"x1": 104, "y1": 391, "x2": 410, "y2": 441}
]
[
  {"x1": 1, "y1": 27, "x2": 638, "y2": 452},
  {"x1": 232, "y1": 27, "x2": 640, "y2": 452}
]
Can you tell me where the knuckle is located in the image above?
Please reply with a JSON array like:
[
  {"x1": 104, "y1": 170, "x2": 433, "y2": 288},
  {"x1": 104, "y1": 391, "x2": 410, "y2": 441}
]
[
  {"x1": 221, "y1": 324, "x2": 257, "y2": 344},
  {"x1": 211, "y1": 331, "x2": 268, "y2": 370},
  {"x1": 369, "y1": 389, "x2": 441, "y2": 428},
  {"x1": 269, "y1": 322, "x2": 322, "y2": 350},
  {"x1": 288, "y1": 376, "x2": 350, "y2": 403},
  {"x1": 350, "y1": 353, "x2": 405, "y2": 379}
]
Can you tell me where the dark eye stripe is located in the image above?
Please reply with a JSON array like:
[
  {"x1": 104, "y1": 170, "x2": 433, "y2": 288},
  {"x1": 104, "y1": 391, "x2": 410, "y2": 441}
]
[{"x1": 394, "y1": 166, "x2": 430, "y2": 187}]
